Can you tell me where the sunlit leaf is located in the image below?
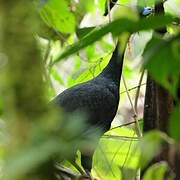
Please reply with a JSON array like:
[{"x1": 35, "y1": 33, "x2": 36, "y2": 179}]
[
  {"x1": 69, "y1": 54, "x2": 111, "y2": 87},
  {"x1": 98, "y1": 0, "x2": 106, "y2": 14},
  {"x1": 93, "y1": 127, "x2": 140, "y2": 179}
]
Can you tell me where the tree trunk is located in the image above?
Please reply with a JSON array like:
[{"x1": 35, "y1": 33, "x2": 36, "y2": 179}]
[{"x1": 142, "y1": 0, "x2": 174, "y2": 177}]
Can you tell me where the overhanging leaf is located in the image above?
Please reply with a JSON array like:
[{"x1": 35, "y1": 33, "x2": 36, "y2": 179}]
[
  {"x1": 143, "y1": 34, "x2": 180, "y2": 97},
  {"x1": 53, "y1": 15, "x2": 173, "y2": 64},
  {"x1": 76, "y1": 27, "x2": 96, "y2": 40}
]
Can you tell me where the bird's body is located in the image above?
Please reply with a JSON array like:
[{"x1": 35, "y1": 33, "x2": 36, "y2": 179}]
[
  {"x1": 52, "y1": 43, "x2": 124, "y2": 171},
  {"x1": 53, "y1": 78, "x2": 118, "y2": 130}
]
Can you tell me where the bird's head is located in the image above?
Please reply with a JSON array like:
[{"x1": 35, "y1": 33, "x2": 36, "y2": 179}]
[{"x1": 142, "y1": 7, "x2": 153, "y2": 16}]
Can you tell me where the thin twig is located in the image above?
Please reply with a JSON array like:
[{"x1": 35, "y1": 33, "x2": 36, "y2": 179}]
[
  {"x1": 43, "y1": 41, "x2": 56, "y2": 93},
  {"x1": 102, "y1": 134, "x2": 139, "y2": 141},
  {"x1": 44, "y1": 40, "x2": 52, "y2": 63},
  {"x1": 107, "y1": 0, "x2": 111, "y2": 23},
  {"x1": 131, "y1": 69, "x2": 145, "y2": 140},
  {"x1": 134, "y1": 69, "x2": 145, "y2": 115},
  {"x1": 71, "y1": 161, "x2": 86, "y2": 175},
  {"x1": 55, "y1": 163, "x2": 79, "y2": 178},
  {"x1": 120, "y1": 83, "x2": 146, "y2": 94},
  {"x1": 122, "y1": 75, "x2": 141, "y2": 138},
  {"x1": 122, "y1": 75, "x2": 137, "y2": 114},
  {"x1": 47, "y1": 56, "x2": 56, "y2": 93},
  {"x1": 55, "y1": 163, "x2": 90, "y2": 179},
  {"x1": 109, "y1": 119, "x2": 143, "y2": 132}
]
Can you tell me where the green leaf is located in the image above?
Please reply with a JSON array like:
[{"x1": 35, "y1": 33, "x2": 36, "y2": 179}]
[
  {"x1": 143, "y1": 162, "x2": 173, "y2": 180},
  {"x1": 169, "y1": 104, "x2": 180, "y2": 142},
  {"x1": 50, "y1": 68, "x2": 64, "y2": 85},
  {"x1": 3, "y1": 139, "x2": 65, "y2": 180},
  {"x1": 98, "y1": 0, "x2": 106, "y2": 14},
  {"x1": 143, "y1": 34, "x2": 180, "y2": 97},
  {"x1": 69, "y1": 54, "x2": 111, "y2": 87},
  {"x1": 37, "y1": 0, "x2": 75, "y2": 34},
  {"x1": 93, "y1": 127, "x2": 140, "y2": 179},
  {"x1": 76, "y1": 27, "x2": 95, "y2": 40},
  {"x1": 53, "y1": 15, "x2": 173, "y2": 64},
  {"x1": 138, "y1": 131, "x2": 173, "y2": 169},
  {"x1": 137, "y1": 0, "x2": 155, "y2": 9}
]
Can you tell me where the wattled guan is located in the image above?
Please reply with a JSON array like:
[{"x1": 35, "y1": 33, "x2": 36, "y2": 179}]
[
  {"x1": 52, "y1": 6, "x2": 153, "y2": 173},
  {"x1": 52, "y1": 41, "x2": 124, "y2": 171}
]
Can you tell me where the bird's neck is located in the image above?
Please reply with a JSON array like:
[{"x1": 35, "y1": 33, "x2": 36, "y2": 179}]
[{"x1": 99, "y1": 46, "x2": 124, "y2": 87}]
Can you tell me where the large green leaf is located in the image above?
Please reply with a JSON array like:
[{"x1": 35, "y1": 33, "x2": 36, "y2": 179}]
[
  {"x1": 53, "y1": 15, "x2": 173, "y2": 64},
  {"x1": 76, "y1": 27, "x2": 95, "y2": 40},
  {"x1": 37, "y1": 0, "x2": 75, "y2": 34},
  {"x1": 143, "y1": 34, "x2": 180, "y2": 97},
  {"x1": 92, "y1": 127, "x2": 139, "y2": 179}
]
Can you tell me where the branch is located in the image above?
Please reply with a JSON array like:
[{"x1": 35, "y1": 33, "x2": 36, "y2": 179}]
[{"x1": 109, "y1": 119, "x2": 143, "y2": 131}]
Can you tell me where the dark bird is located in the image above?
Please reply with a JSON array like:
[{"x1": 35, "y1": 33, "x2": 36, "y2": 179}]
[
  {"x1": 52, "y1": 41, "x2": 124, "y2": 173},
  {"x1": 52, "y1": 6, "x2": 152, "y2": 175}
]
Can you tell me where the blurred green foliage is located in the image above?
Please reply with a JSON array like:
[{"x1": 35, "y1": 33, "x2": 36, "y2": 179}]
[
  {"x1": 143, "y1": 34, "x2": 180, "y2": 98},
  {"x1": 37, "y1": 0, "x2": 75, "y2": 34},
  {"x1": 142, "y1": 162, "x2": 174, "y2": 180},
  {"x1": 0, "y1": 0, "x2": 180, "y2": 179}
]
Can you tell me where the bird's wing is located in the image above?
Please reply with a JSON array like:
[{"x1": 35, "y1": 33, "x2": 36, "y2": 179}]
[
  {"x1": 53, "y1": 81, "x2": 117, "y2": 113},
  {"x1": 52, "y1": 80, "x2": 119, "y2": 130}
]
